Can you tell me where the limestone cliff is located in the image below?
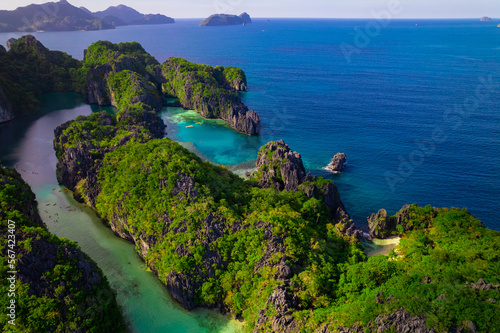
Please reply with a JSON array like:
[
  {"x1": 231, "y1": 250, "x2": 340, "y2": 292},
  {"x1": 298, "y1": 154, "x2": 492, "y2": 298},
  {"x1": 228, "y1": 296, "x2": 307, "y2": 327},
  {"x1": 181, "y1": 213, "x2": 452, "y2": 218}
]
[
  {"x1": 162, "y1": 57, "x2": 261, "y2": 135},
  {"x1": 0, "y1": 87, "x2": 13, "y2": 123}
]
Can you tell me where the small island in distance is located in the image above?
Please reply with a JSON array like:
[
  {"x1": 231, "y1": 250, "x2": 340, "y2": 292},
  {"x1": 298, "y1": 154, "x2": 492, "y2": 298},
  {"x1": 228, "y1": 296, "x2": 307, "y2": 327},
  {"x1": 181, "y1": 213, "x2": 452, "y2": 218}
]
[
  {"x1": 480, "y1": 16, "x2": 492, "y2": 21},
  {"x1": 200, "y1": 12, "x2": 252, "y2": 26}
]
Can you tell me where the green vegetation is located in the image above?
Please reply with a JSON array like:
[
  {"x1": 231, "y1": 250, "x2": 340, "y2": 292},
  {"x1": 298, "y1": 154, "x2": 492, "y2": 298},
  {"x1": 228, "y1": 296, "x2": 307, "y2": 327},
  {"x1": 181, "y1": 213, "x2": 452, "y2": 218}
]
[
  {"x1": 161, "y1": 57, "x2": 247, "y2": 118},
  {"x1": 82, "y1": 40, "x2": 159, "y2": 79},
  {"x1": 0, "y1": 165, "x2": 125, "y2": 332},
  {"x1": 299, "y1": 205, "x2": 500, "y2": 332},
  {"x1": 223, "y1": 66, "x2": 247, "y2": 86},
  {"x1": 0, "y1": 35, "x2": 83, "y2": 116},
  {"x1": 55, "y1": 111, "x2": 500, "y2": 331},
  {"x1": 83, "y1": 40, "x2": 163, "y2": 112},
  {"x1": 94, "y1": 138, "x2": 364, "y2": 318}
]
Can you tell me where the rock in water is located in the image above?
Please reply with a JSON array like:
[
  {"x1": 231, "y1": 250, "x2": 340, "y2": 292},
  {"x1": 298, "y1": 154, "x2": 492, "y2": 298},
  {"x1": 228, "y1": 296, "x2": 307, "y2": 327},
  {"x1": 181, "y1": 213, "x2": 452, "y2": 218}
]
[
  {"x1": 200, "y1": 13, "x2": 252, "y2": 26},
  {"x1": 327, "y1": 152, "x2": 347, "y2": 172}
]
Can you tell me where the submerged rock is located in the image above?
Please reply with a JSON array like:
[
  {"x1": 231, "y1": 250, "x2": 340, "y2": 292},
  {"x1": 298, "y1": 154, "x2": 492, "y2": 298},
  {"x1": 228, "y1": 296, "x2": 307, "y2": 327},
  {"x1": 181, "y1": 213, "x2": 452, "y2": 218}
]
[{"x1": 327, "y1": 153, "x2": 347, "y2": 172}]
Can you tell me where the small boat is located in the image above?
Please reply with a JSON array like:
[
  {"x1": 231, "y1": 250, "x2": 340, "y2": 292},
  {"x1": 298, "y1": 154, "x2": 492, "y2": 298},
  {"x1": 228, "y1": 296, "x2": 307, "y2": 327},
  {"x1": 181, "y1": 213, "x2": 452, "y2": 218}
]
[
  {"x1": 195, "y1": 121, "x2": 204, "y2": 125},
  {"x1": 186, "y1": 125, "x2": 194, "y2": 128}
]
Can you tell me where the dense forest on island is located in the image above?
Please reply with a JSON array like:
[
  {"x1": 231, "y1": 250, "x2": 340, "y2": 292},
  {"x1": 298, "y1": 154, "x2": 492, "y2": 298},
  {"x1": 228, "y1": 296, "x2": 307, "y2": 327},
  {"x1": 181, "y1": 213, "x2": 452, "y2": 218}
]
[
  {"x1": 0, "y1": 35, "x2": 260, "y2": 134},
  {"x1": 1, "y1": 35, "x2": 499, "y2": 333},
  {"x1": 54, "y1": 110, "x2": 500, "y2": 332},
  {"x1": 0, "y1": 165, "x2": 125, "y2": 332}
]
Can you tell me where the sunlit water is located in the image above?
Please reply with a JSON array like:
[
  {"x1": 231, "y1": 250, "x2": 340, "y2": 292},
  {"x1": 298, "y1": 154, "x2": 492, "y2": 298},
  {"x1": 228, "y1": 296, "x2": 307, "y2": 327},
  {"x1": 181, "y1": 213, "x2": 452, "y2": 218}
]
[
  {"x1": 3, "y1": 19, "x2": 495, "y2": 228},
  {"x1": 0, "y1": 93, "x2": 244, "y2": 333}
]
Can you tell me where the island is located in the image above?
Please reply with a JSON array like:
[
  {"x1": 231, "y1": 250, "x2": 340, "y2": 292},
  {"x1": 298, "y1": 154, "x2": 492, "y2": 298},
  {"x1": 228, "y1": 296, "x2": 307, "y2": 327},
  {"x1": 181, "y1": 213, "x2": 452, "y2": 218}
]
[
  {"x1": 0, "y1": 0, "x2": 174, "y2": 33},
  {"x1": 0, "y1": 36, "x2": 260, "y2": 134},
  {"x1": 480, "y1": 16, "x2": 492, "y2": 21},
  {"x1": 327, "y1": 152, "x2": 347, "y2": 173},
  {"x1": 0, "y1": 165, "x2": 125, "y2": 331},
  {"x1": 2, "y1": 36, "x2": 499, "y2": 333},
  {"x1": 90, "y1": 4, "x2": 175, "y2": 26},
  {"x1": 200, "y1": 12, "x2": 252, "y2": 26}
]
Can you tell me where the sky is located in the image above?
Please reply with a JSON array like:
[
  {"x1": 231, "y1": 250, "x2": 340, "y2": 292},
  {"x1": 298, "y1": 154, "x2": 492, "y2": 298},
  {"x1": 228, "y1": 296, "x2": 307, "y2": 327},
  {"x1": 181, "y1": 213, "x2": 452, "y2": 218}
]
[{"x1": 0, "y1": 0, "x2": 498, "y2": 19}]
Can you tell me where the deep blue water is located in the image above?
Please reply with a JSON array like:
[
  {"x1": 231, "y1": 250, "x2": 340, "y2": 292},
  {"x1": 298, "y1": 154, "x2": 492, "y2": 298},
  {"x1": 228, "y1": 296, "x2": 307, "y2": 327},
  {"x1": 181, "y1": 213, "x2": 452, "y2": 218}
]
[{"x1": 1, "y1": 18, "x2": 499, "y2": 229}]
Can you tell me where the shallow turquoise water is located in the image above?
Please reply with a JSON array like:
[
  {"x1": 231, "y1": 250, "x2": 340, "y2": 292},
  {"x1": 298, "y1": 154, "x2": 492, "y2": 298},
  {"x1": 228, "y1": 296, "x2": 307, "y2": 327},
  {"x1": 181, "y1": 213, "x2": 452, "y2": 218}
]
[{"x1": 0, "y1": 94, "x2": 244, "y2": 333}]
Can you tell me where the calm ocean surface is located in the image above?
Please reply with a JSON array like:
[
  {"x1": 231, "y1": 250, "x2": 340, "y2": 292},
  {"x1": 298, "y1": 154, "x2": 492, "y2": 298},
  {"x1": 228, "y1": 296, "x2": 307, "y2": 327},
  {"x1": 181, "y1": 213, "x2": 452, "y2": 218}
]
[
  {"x1": 0, "y1": 18, "x2": 499, "y2": 333},
  {"x1": 1, "y1": 19, "x2": 498, "y2": 229}
]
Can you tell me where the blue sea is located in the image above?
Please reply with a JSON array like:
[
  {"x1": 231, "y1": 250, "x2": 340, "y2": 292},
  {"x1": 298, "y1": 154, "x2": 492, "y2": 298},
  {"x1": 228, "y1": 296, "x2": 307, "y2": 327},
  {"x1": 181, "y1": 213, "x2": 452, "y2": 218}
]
[{"x1": 1, "y1": 18, "x2": 499, "y2": 230}]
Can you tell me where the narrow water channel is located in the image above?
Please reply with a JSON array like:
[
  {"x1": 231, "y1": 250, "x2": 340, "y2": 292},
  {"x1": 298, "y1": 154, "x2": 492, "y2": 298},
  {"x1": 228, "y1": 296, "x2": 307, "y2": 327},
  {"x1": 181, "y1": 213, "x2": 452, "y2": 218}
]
[{"x1": 0, "y1": 93, "x2": 243, "y2": 333}]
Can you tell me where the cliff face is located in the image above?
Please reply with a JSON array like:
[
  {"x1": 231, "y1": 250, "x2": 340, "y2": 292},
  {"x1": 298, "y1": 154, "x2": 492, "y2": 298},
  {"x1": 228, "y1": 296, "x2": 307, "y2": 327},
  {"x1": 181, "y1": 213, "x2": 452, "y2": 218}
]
[
  {"x1": 0, "y1": 165, "x2": 125, "y2": 331},
  {"x1": 84, "y1": 41, "x2": 163, "y2": 112},
  {"x1": 367, "y1": 204, "x2": 426, "y2": 239},
  {"x1": 0, "y1": 87, "x2": 13, "y2": 123},
  {"x1": 255, "y1": 140, "x2": 354, "y2": 222},
  {"x1": 0, "y1": 35, "x2": 82, "y2": 119},
  {"x1": 162, "y1": 57, "x2": 261, "y2": 135}
]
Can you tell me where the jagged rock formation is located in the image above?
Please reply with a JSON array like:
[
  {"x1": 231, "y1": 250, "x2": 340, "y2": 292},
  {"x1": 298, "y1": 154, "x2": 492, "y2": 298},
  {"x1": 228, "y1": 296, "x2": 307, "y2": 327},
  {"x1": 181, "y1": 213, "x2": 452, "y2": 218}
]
[
  {"x1": 254, "y1": 140, "x2": 362, "y2": 241},
  {"x1": 161, "y1": 57, "x2": 261, "y2": 135},
  {"x1": 200, "y1": 12, "x2": 252, "y2": 26},
  {"x1": 368, "y1": 208, "x2": 391, "y2": 238},
  {"x1": 0, "y1": 87, "x2": 13, "y2": 123},
  {"x1": 327, "y1": 153, "x2": 347, "y2": 172},
  {"x1": 0, "y1": 0, "x2": 114, "y2": 32},
  {"x1": 255, "y1": 139, "x2": 310, "y2": 191},
  {"x1": 470, "y1": 278, "x2": 500, "y2": 291},
  {"x1": 368, "y1": 204, "x2": 429, "y2": 239},
  {"x1": 0, "y1": 165, "x2": 125, "y2": 331}
]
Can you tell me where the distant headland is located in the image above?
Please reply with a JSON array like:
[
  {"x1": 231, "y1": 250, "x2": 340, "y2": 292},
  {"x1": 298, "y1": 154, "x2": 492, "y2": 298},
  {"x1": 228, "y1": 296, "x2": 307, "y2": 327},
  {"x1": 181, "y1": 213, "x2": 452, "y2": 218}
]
[
  {"x1": 480, "y1": 16, "x2": 492, "y2": 21},
  {"x1": 0, "y1": 0, "x2": 174, "y2": 33},
  {"x1": 200, "y1": 12, "x2": 252, "y2": 26}
]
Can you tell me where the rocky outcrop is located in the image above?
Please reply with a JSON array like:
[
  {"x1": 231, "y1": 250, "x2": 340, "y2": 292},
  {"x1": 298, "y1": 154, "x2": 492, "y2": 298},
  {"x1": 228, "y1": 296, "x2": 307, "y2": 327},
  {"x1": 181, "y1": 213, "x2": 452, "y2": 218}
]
[
  {"x1": 86, "y1": 64, "x2": 113, "y2": 105},
  {"x1": 470, "y1": 278, "x2": 500, "y2": 291},
  {"x1": 254, "y1": 140, "x2": 354, "y2": 227},
  {"x1": 254, "y1": 285, "x2": 299, "y2": 333},
  {"x1": 200, "y1": 13, "x2": 252, "y2": 26},
  {"x1": 368, "y1": 209, "x2": 392, "y2": 238},
  {"x1": 54, "y1": 112, "x2": 165, "y2": 205},
  {"x1": 0, "y1": 87, "x2": 14, "y2": 123},
  {"x1": 368, "y1": 204, "x2": 427, "y2": 239},
  {"x1": 372, "y1": 308, "x2": 436, "y2": 333},
  {"x1": 0, "y1": 1, "x2": 114, "y2": 32},
  {"x1": 327, "y1": 153, "x2": 347, "y2": 172},
  {"x1": 326, "y1": 307, "x2": 436, "y2": 333},
  {"x1": 161, "y1": 58, "x2": 261, "y2": 135},
  {"x1": 480, "y1": 17, "x2": 492, "y2": 21},
  {"x1": 255, "y1": 140, "x2": 309, "y2": 191}
]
